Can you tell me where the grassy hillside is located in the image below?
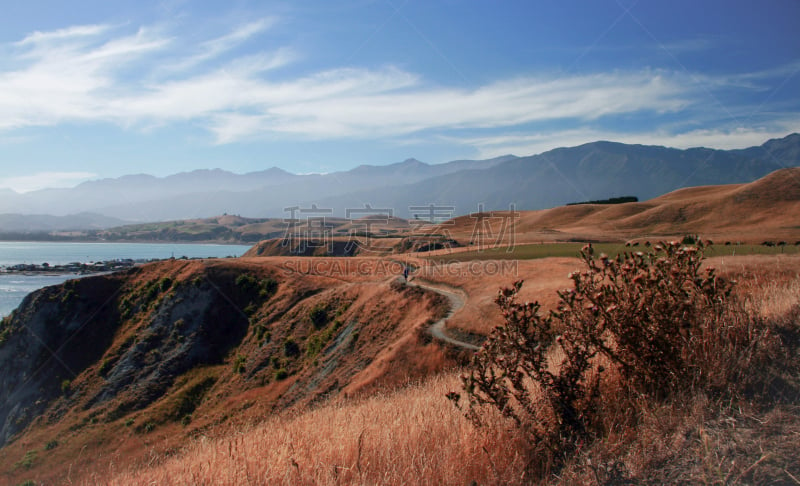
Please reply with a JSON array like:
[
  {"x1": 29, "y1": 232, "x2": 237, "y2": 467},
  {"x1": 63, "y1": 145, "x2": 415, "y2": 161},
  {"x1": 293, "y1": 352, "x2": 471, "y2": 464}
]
[
  {"x1": 241, "y1": 167, "x2": 800, "y2": 257},
  {"x1": 86, "y1": 254, "x2": 800, "y2": 485},
  {"x1": 2, "y1": 165, "x2": 799, "y2": 484},
  {"x1": 0, "y1": 257, "x2": 458, "y2": 484},
  {"x1": 439, "y1": 167, "x2": 800, "y2": 246}
]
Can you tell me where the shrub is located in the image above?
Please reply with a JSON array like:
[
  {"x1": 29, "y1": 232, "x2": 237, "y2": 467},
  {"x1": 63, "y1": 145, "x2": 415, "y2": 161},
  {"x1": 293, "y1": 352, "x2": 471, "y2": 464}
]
[
  {"x1": 283, "y1": 337, "x2": 300, "y2": 358},
  {"x1": 159, "y1": 277, "x2": 173, "y2": 292},
  {"x1": 260, "y1": 278, "x2": 278, "y2": 298},
  {"x1": 306, "y1": 320, "x2": 342, "y2": 358},
  {"x1": 235, "y1": 274, "x2": 259, "y2": 293},
  {"x1": 274, "y1": 368, "x2": 289, "y2": 381},
  {"x1": 236, "y1": 274, "x2": 278, "y2": 303},
  {"x1": 681, "y1": 234, "x2": 699, "y2": 245},
  {"x1": 309, "y1": 305, "x2": 328, "y2": 329},
  {"x1": 455, "y1": 241, "x2": 747, "y2": 475}
]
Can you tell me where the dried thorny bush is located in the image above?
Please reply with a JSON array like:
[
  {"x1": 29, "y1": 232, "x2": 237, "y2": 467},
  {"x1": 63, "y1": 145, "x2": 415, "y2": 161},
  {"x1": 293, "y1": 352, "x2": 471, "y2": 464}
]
[
  {"x1": 451, "y1": 240, "x2": 792, "y2": 477},
  {"x1": 560, "y1": 240, "x2": 734, "y2": 397}
]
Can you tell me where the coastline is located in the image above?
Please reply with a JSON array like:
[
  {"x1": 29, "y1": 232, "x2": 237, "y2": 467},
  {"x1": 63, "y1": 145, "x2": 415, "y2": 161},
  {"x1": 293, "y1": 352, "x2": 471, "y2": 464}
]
[
  {"x1": 0, "y1": 236, "x2": 257, "y2": 245},
  {"x1": 0, "y1": 241, "x2": 253, "y2": 277},
  {"x1": 1, "y1": 259, "x2": 140, "y2": 275}
]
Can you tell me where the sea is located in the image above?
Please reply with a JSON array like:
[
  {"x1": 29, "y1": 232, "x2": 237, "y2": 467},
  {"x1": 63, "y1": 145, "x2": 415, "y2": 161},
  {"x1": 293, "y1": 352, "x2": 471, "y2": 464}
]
[{"x1": 0, "y1": 242, "x2": 252, "y2": 318}]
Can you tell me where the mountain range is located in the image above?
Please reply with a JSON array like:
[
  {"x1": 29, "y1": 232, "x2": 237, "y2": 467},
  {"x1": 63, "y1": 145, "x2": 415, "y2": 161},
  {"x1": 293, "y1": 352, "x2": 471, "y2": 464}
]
[{"x1": 1, "y1": 134, "x2": 798, "y2": 230}]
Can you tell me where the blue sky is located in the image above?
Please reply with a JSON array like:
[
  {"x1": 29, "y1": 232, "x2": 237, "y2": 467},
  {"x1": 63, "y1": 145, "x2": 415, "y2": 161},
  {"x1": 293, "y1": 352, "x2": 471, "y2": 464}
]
[{"x1": 0, "y1": 0, "x2": 798, "y2": 192}]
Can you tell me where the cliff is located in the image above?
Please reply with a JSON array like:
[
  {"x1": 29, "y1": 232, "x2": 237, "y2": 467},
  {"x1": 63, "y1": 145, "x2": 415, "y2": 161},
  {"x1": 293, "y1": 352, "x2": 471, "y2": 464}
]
[{"x1": 0, "y1": 258, "x2": 453, "y2": 482}]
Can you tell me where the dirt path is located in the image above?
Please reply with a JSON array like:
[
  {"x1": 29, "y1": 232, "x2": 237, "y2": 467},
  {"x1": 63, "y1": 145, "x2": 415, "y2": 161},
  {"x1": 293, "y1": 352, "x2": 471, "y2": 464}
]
[{"x1": 405, "y1": 278, "x2": 482, "y2": 352}]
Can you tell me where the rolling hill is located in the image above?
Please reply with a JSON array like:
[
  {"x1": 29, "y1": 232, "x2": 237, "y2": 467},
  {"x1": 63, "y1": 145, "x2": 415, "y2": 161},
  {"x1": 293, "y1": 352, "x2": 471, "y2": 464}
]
[
  {"x1": 237, "y1": 166, "x2": 800, "y2": 255},
  {"x1": 0, "y1": 257, "x2": 459, "y2": 483},
  {"x1": 1, "y1": 165, "x2": 799, "y2": 483},
  {"x1": 422, "y1": 166, "x2": 800, "y2": 246}
]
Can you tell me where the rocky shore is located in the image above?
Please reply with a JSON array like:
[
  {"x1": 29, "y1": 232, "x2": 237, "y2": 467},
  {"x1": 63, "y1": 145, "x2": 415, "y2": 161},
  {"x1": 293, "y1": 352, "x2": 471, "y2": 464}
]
[{"x1": 0, "y1": 258, "x2": 143, "y2": 275}]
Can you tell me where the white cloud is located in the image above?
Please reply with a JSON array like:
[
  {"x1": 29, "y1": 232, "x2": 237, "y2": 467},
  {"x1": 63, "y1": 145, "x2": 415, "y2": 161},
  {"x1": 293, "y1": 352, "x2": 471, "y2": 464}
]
[
  {"x1": 198, "y1": 18, "x2": 276, "y2": 60},
  {"x1": 245, "y1": 71, "x2": 687, "y2": 139},
  {"x1": 0, "y1": 20, "x2": 796, "y2": 152},
  {"x1": 161, "y1": 18, "x2": 278, "y2": 73},
  {"x1": 14, "y1": 24, "x2": 111, "y2": 47},
  {"x1": 0, "y1": 172, "x2": 97, "y2": 193},
  {"x1": 189, "y1": 69, "x2": 686, "y2": 142},
  {"x1": 0, "y1": 25, "x2": 171, "y2": 129}
]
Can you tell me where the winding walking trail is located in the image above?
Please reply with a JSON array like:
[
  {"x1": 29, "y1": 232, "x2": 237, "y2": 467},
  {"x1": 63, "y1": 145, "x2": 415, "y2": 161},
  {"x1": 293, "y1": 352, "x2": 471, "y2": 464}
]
[{"x1": 405, "y1": 278, "x2": 482, "y2": 351}]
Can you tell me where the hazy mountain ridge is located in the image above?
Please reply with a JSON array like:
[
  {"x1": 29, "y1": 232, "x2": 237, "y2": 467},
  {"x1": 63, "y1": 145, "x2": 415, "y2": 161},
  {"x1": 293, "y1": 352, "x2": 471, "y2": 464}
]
[
  {"x1": 0, "y1": 135, "x2": 797, "y2": 227},
  {"x1": 313, "y1": 136, "x2": 796, "y2": 217},
  {"x1": 0, "y1": 212, "x2": 128, "y2": 232}
]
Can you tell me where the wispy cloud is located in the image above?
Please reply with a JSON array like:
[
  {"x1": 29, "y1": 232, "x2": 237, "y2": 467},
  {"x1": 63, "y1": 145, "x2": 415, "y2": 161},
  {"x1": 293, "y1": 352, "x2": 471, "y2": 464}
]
[
  {"x1": 161, "y1": 18, "x2": 279, "y2": 73},
  {"x1": 209, "y1": 70, "x2": 687, "y2": 140},
  {"x1": 0, "y1": 20, "x2": 797, "y2": 152},
  {"x1": 0, "y1": 25, "x2": 170, "y2": 129},
  {"x1": 14, "y1": 24, "x2": 112, "y2": 47},
  {"x1": 0, "y1": 172, "x2": 97, "y2": 193}
]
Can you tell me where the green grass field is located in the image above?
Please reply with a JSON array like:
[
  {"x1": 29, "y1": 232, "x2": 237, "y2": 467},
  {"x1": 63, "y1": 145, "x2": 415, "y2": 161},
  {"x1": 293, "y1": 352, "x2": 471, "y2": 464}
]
[{"x1": 429, "y1": 242, "x2": 800, "y2": 262}]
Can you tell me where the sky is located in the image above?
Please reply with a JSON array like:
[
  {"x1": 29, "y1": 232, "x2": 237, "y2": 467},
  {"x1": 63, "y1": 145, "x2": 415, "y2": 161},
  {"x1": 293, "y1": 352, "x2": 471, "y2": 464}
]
[{"x1": 0, "y1": 0, "x2": 798, "y2": 192}]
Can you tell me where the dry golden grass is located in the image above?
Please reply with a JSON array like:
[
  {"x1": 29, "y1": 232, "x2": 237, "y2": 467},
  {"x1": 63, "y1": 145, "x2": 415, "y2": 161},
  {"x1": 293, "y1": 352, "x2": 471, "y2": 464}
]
[
  {"x1": 440, "y1": 167, "x2": 800, "y2": 245},
  {"x1": 550, "y1": 256, "x2": 800, "y2": 485},
  {"x1": 102, "y1": 373, "x2": 528, "y2": 486},
  {"x1": 100, "y1": 254, "x2": 800, "y2": 486},
  {"x1": 0, "y1": 255, "x2": 465, "y2": 485},
  {"x1": 413, "y1": 257, "x2": 578, "y2": 336},
  {"x1": 709, "y1": 254, "x2": 800, "y2": 318}
]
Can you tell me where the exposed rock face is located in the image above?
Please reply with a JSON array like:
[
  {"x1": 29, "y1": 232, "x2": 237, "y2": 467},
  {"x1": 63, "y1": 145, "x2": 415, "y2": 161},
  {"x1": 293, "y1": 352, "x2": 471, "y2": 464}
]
[
  {"x1": 0, "y1": 275, "x2": 122, "y2": 446},
  {"x1": 0, "y1": 256, "x2": 452, "y2": 481},
  {"x1": 0, "y1": 265, "x2": 260, "y2": 447},
  {"x1": 86, "y1": 268, "x2": 255, "y2": 414}
]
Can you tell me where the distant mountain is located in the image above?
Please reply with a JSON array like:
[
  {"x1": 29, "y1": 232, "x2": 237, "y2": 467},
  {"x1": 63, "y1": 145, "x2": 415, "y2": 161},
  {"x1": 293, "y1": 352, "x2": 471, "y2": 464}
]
[
  {"x1": 0, "y1": 135, "x2": 797, "y2": 223},
  {"x1": 735, "y1": 132, "x2": 800, "y2": 162},
  {"x1": 0, "y1": 168, "x2": 300, "y2": 217},
  {"x1": 0, "y1": 212, "x2": 128, "y2": 233},
  {"x1": 314, "y1": 135, "x2": 798, "y2": 217}
]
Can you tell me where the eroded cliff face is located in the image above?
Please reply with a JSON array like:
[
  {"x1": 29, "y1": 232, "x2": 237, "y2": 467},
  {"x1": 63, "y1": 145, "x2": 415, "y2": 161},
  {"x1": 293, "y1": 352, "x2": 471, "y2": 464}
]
[
  {"x1": 0, "y1": 263, "x2": 265, "y2": 447},
  {"x1": 0, "y1": 275, "x2": 122, "y2": 446},
  {"x1": 0, "y1": 257, "x2": 452, "y2": 478}
]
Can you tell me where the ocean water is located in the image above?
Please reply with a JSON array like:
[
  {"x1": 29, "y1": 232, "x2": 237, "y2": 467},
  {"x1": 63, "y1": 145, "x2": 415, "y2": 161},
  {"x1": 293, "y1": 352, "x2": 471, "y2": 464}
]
[
  {"x1": 0, "y1": 242, "x2": 252, "y2": 317},
  {"x1": 0, "y1": 274, "x2": 78, "y2": 318}
]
